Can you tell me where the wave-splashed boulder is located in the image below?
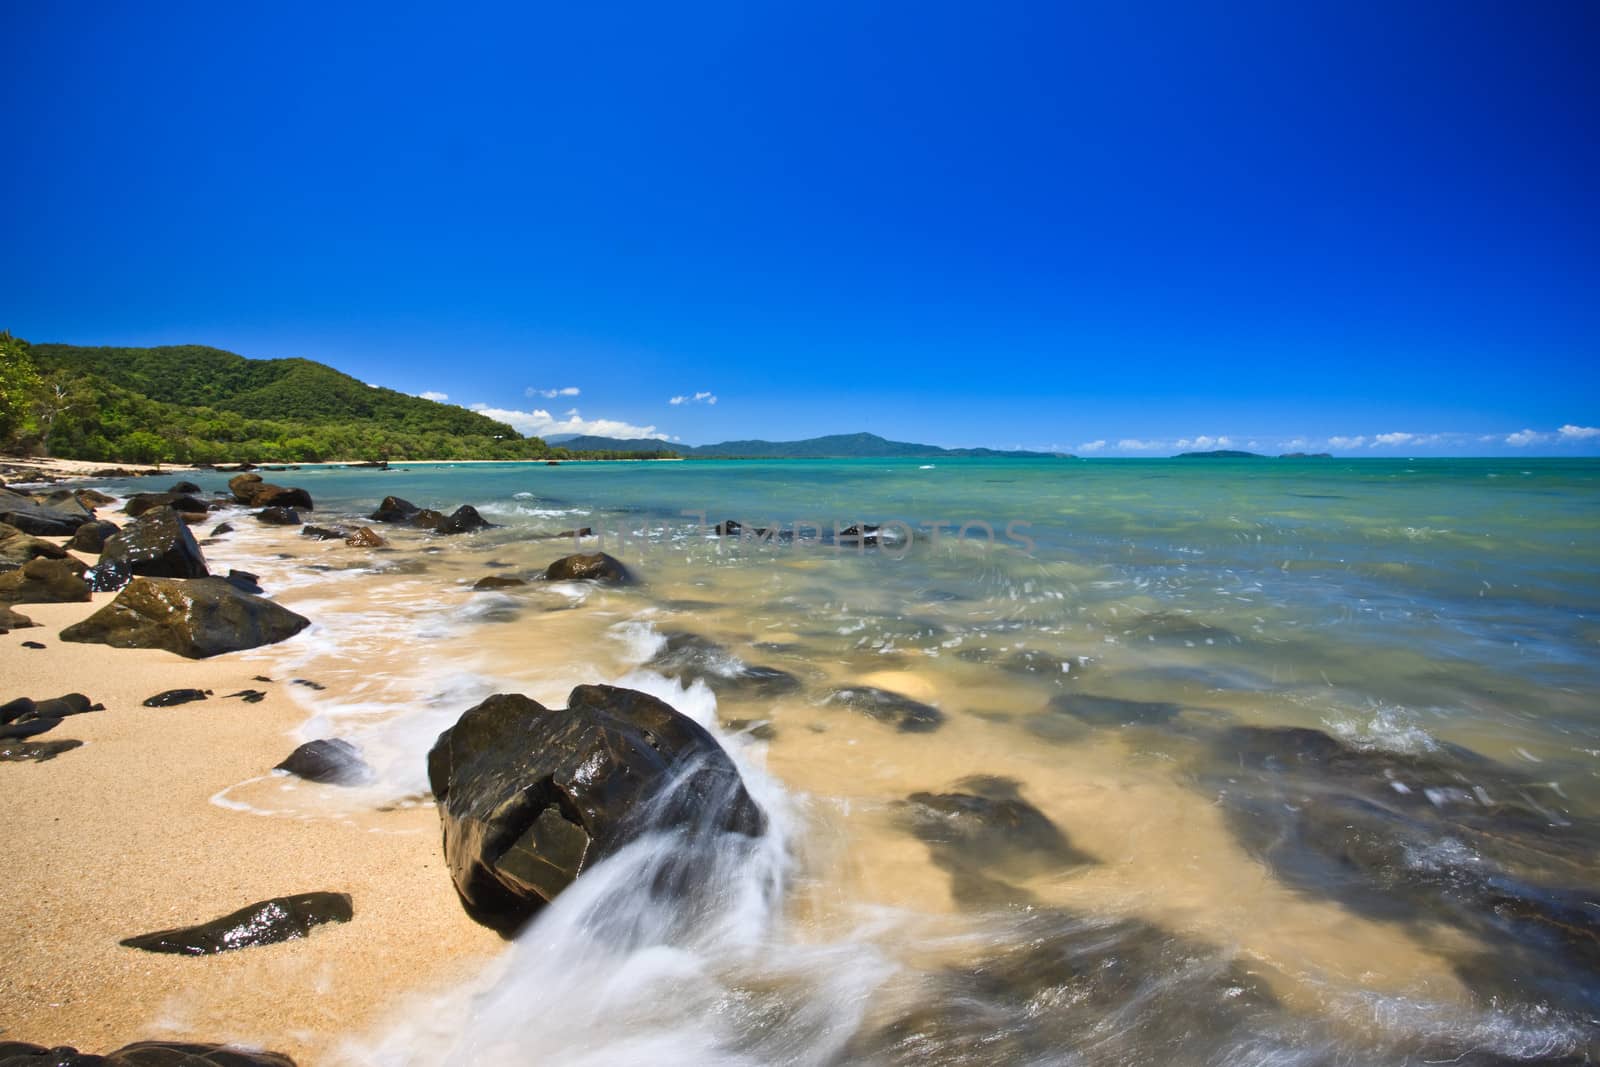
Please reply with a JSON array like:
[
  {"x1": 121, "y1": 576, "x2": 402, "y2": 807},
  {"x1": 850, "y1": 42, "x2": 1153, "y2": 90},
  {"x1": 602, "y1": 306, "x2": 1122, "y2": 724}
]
[
  {"x1": 66, "y1": 520, "x2": 121, "y2": 555},
  {"x1": 228, "y1": 472, "x2": 313, "y2": 511},
  {"x1": 275, "y1": 738, "x2": 370, "y2": 785},
  {"x1": 427, "y1": 684, "x2": 766, "y2": 933},
  {"x1": 0, "y1": 1041, "x2": 297, "y2": 1066},
  {"x1": 435, "y1": 505, "x2": 492, "y2": 536},
  {"x1": 255, "y1": 507, "x2": 301, "y2": 526},
  {"x1": 88, "y1": 506, "x2": 209, "y2": 592},
  {"x1": 60, "y1": 577, "x2": 310, "y2": 659},
  {"x1": 0, "y1": 557, "x2": 90, "y2": 604},
  {"x1": 368, "y1": 496, "x2": 419, "y2": 523},
  {"x1": 646, "y1": 631, "x2": 802, "y2": 698},
  {"x1": 120, "y1": 892, "x2": 352, "y2": 955},
  {"x1": 541, "y1": 552, "x2": 631, "y2": 585},
  {"x1": 826, "y1": 686, "x2": 944, "y2": 732}
]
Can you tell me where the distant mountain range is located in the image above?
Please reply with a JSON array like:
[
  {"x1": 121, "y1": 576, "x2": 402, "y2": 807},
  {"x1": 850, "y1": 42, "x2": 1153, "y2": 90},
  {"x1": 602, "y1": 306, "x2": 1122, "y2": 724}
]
[{"x1": 550, "y1": 431, "x2": 1070, "y2": 459}]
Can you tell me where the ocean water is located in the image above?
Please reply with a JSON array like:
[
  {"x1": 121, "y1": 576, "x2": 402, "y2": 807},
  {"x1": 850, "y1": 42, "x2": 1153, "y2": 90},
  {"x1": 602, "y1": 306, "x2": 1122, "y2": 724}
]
[{"x1": 105, "y1": 457, "x2": 1600, "y2": 1064}]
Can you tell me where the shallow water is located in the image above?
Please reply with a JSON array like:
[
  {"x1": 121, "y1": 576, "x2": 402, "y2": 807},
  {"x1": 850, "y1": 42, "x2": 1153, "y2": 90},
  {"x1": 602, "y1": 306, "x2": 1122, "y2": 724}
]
[{"x1": 101, "y1": 457, "x2": 1600, "y2": 1064}]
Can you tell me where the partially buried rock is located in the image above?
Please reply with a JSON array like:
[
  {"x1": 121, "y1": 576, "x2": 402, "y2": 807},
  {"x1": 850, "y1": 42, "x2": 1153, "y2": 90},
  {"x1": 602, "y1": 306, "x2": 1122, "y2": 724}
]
[
  {"x1": 1, "y1": 605, "x2": 37, "y2": 632},
  {"x1": 0, "y1": 739, "x2": 83, "y2": 763},
  {"x1": 60, "y1": 577, "x2": 311, "y2": 659},
  {"x1": 209, "y1": 522, "x2": 234, "y2": 537},
  {"x1": 66, "y1": 519, "x2": 121, "y2": 554},
  {"x1": 0, "y1": 717, "x2": 61, "y2": 741},
  {"x1": 300, "y1": 525, "x2": 349, "y2": 541},
  {"x1": 646, "y1": 631, "x2": 802, "y2": 698},
  {"x1": 435, "y1": 505, "x2": 492, "y2": 536},
  {"x1": 143, "y1": 688, "x2": 210, "y2": 707},
  {"x1": 344, "y1": 526, "x2": 384, "y2": 548},
  {"x1": 473, "y1": 575, "x2": 526, "y2": 590},
  {"x1": 2, "y1": 694, "x2": 96, "y2": 723},
  {"x1": 255, "y1": 507, "x2": 301, "y2": 526},
  {"x1": 275, "y1": 738, "x2": 369, "y2": 784},
  {"x1": 0, "y1": 522, "x2": 70, "y2": 568},
  {"x1": 427, "y1": 685, "x2": 766, "y2": 932},
  {"x1": 123, "y1": 492, "x2": 208, "y2": 519},
  {"x1": 542, "y1": 552, "x2": 631, "y2": 585},
  {"x1": 88, "y1": 506, "x2": 209, "y2": 592},
  {"x1": 0, "y1": 1041, "x2": 296, "y2": 1066},
  {"x1": 826, "y1": 686, "x2": 944, "y2": 732},
  {"x1": 0, "y1": 557, "x2": 90, "y2": 604},
  {"x1": 119, "y1": 892, "x2": 353, "y2": 955}
]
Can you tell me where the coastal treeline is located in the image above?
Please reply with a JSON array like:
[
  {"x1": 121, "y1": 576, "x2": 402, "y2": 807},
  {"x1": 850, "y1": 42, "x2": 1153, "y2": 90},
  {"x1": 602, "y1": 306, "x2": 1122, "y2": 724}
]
[{"x1": 0, "y1": 334, "x2": 677, "y2": 463}]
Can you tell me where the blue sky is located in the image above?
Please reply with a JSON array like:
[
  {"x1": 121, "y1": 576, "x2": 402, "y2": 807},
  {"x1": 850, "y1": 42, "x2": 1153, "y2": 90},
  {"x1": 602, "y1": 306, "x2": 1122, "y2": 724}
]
[{"x1": 2, "y1": 1, "x2": 1596, "y2": 455}]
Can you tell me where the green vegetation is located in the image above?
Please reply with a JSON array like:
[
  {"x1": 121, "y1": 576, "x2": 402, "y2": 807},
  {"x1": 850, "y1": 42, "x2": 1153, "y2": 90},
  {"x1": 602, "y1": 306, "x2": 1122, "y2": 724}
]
[
  {"x1": 559, "y1": 431, "x2": 1067, "y2": 459},
  {"x1": 0, "y1": 337, "x2": 676, "y2": 464}
]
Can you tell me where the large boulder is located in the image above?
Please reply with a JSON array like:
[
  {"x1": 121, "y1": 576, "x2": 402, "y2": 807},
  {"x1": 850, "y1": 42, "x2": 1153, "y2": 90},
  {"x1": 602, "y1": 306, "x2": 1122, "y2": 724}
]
[
  {"x1": 88, "y1": 506, "x2": 209, "y2": 592},
  {"x1": 0, "y1": 522, "x2": 70, "y2": 569},
  {"x1": 255, "y1": 507, "x2": 302, "y2": 526},
  {"x1": 120, "y1": 892, "x2": 352, "y2": 955},
  {"x1": 435, "y1": 505, "x2": 492, "y2": 536},
  {"x1": 123, "y1": 492, "x2": 208, "y2": 518},
  {"x1": 0, "y1": 498, "x2": 94, "y2": 536},
  {"x1": 66, "y1": 519, "x2": 121, "y2": 555},
  {"x1": 427, "y1": 685, "x2": 766, "y2": 932},
  {"x1": 0, "y1": 557, "x2": 91, "y2": 604},
  {"x1": 0, "y1": 1041, "x2": 296, "y2": 1066},
  {"x1": 229, "y1": 472, "x2": 313, "y2": 510},
  {"x1": 0, "y1": 605, "x2": 37, "y2": 632},
  {"x1": 542, "y1": 552, "x2": 631, "y2": 584},
  {"x1": 60, "y1": 577, "x2": 310, "y2": 659}
]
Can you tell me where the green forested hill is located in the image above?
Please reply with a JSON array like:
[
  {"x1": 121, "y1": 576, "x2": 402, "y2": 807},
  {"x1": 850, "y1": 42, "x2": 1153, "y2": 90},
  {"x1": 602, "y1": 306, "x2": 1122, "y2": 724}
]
[{"x1": 2, "y1": 337, "x2": 636, "y2": 463}]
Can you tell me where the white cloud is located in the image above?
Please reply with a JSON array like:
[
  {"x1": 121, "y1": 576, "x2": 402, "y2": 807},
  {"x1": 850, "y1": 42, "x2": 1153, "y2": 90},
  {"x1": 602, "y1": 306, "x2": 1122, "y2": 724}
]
[
  {"x1": 417, "y1": 390, "x2": 449, "y2": 402},
  {"x1": 527, "y1": 386, "x2": 581, "y2": 399},
  {"x1": 669, "y1": 391, "x2": 718, "y2": 406},
  {"x1": 1076, "y1": 440, "x2": 1107, "y2": 453},
  {"x1": 1371, "y1": 432, "x2": 1416, "y2": 447},
  {"x1": 1174, "y1": 435, "x2": 1233, "y2": 450},
  {"x1": 1116, "y1": 438, "x2": 1163, "y2": 451},
  {"x1": 1328, "y1": 435, "x2": 1366, "y2": 449},
  {"x1": 1558, "y1": 424, "x2": 1600, "y2": 440},
  {"x1": 1505, "y1": 429, "x2": 1546, "y2": 447},
  {"x1": 469, "y1": 404, "x2": 667, "y2": 441},
  {"x1": 1282, "y1": 438, "x2": 1308, "y2": 451}
]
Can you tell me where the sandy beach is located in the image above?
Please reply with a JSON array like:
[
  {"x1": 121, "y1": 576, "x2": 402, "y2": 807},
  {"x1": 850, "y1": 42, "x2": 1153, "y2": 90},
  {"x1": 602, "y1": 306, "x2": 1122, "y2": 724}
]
[{"x1": 0, "y1": 481, "x2": 503, "y2": 1063}]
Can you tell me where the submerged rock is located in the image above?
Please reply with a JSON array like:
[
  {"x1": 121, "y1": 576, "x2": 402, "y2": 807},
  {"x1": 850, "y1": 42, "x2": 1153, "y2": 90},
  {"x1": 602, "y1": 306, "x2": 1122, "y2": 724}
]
[
  {"x1": 60, "y1": 577, "x2": 311, "y2": 659},
  {"x1": 274, "y1": 738, "x2": 370, "y2": 784},
  {"x1": 369, "y1": 495, "x2": 419, "y2": 523},
  {"x1": 825, "y1": 686, "x2": 944, "y2": 732},
  {"x1": 0, "y1": 1041, "x2": 295, "y2": 1065},
  {"x1": 427, "y1": 685, "x2": 766, "y2": 933},
  {"x1": 435, "y1": 505, "x2": 492, "y2": 536},
  {"x1": 300, "y1": 524, "x2": 349, "y2": 541},
  {"x1": 142, "y1": 688, "x2": 210, "y2": 707},
  {"x1": 645, "y1": 631, "x2": 802, "y2": 698},
  {"x1": 344, "y1": 526, "x2": 385, "y2": 548},
  {"x1": 0, "y1": 557, "x2": 91, "y2": 604},
  {"x1": 88, "y1": 506, "x2": 209, "y2": 592},
  {"x1": 119, "y1": 892, "x2": 353, "y2": 955},
  {"x1": 255, "y1": 507, "x2": 301, "y2": 526},
  {"x1": 1038, "y1": 692, "x2": 1183, "y2": 731},
  {"x1": 473, "y1": 575, "x2": 526, "y2": 590},
  {"x1": 902, "y1": 775, "x2": 1093, "y2": 904},
  {"x1": 223, "y1": 570, "x2": 264, "y2": 595},
  {"x1": 542, "y1": 552, "x2": 632, "y2": 584}
]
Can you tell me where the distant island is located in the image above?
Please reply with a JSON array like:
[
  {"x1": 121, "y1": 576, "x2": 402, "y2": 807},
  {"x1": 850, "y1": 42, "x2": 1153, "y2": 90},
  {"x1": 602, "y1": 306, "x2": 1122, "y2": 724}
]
[
  {"x1": 553, "y1": 431, "x2": 1069, "y2": 460},
  {"x1": 1173, "y1": 450, "x2": 1333, "y2": 459}
]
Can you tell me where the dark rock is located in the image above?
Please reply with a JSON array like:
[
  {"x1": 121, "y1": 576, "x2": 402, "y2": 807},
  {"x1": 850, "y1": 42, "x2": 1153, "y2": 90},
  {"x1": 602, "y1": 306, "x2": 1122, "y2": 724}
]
[
  {"x1": 227, "y1": 472, "x2": 263, "y2": 502},
  {"x1": 66, "y1": 520, "x2": 120, "y2": 554},
  {"x1": 119, "y1": 892, "x2": 353, "y2": 955},
  {"x1": 1038, "y1": 692, "x2": 1182, "y2": 731},
  {"x1": 60, "y1": 577, "x2": 311, "y2": 659},
  {"x1": 410, "y1": 508, "x2": 444, "y2": 531},
  {"x1": 902, "y1": 776, "x2": 1093, "y2": 904},
  {"x1": 3, "y1": 694, "x2": 95, "y2": 723},
  {"x1": 0, "y1": 522, "x2": 70, "y2": 568},
  {"x1": 713, "y1": 519, "x2": 742, "y2": 536},
  {"x1": 645, "y1": 631, "x2": 802, "y2": 698},
  {"x1": 142, "y1": 688, "x2": 210, "y2": 707},
  {"x1": 0, "y1": 604, "x2": 37, "y2": 632},
  {"x1": 473, "y1": 575, "x2": 527, "y2": 590},
  {"x1": 542, "y1": 552, "x2": 631, "y2": 585},
  {"x1": 721, "y1": 717, "x2": 777, "y2": 741},
  {"x1": 224, "y1": 570, "x2": 263, "y2": 594},
  {"x1": 225, "y1": 689, "x2": 267, "y2": 703},
  {"x1": 300, "y1": 525, "x2": 349, "y2": 541},
  {"x1": 0, "y1": 739, "x2": 82, "y2": 763},
  {"x1": 274, "y1": 738, "x2": 369, "y2": 785},
  {"x1": 1122, "y1": 611, "x2": 1238, "y2": 645},
  {"x1": 292, "y1": 678, "x2": 326, "y2": 690},
  {"x1": 74, "y1": 488, "x2": 117, "y2": 506},
  {"x1": 435, "y1": 505, "x2": 492, "y2": 536},
  {"x1": 0, "y1": 1041, "x2": 297, "y2": 1065},
  {"x1": 837, "y1": 523, "x2": 911, "y2": 549},
  {"x1": 88, "y1": 507, "x2": 209, "y2": 592},
  {"x1": 209, "y1": 522, "x2": 234, "y2": 537},
  {"x1": 123, "y1": 493, "x2": 208, "y2": 518},
  {"x1": 0, "y1": 717, "x2": 61, "y2": 740},
  {"x1": 21, "y1": 640, "x2": 45, "y2": 649},
  {"x1": 369, "y1": 496, "x2": 420, "y2": 523},
  {"x1": 0, "y1": 697, "x2": 33, "y2": 723},
  {"x1": 251, "y1": 484, "x2": 313, "y2": 510},
  {"x1": 255, "y1": 507, "x2": 301, "y2": 526},
  {"x1": 169, "y1": 480, "x2": 202, "y2": 494},
  {"x1": 427, "y1": 685, "x2": 766, "y2": 932},
  {"x1": 0, "y1": 499, "x2": 95, "y2": 536},
  {"x1": 344, "y1": 527, "x2": 385, "y2": 548},
  {"x1": 0, "y1": 557, "x2": 91, "y2": 604},
  {"x1": 826, "y1": 686, "x2": 944, "y2": 732},
  {"x1": 555, "y1": 527, "x2": 593, "y2": 538}
]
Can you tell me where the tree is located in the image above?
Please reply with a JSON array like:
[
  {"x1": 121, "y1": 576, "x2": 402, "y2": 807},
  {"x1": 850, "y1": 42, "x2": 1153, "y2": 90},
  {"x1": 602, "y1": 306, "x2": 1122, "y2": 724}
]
[
  {"x1": 0, "y1": 331, "x2": 43, "y2": 446},
  {"x1": 119, "y1": 430, "x2": 172, "y2": 467}
]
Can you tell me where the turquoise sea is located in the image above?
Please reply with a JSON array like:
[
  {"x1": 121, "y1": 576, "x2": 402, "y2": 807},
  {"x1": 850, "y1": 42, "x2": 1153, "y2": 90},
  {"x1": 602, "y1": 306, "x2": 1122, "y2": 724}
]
[{"x1": 111, "y1": 456, "x2": 1600, "y2": 1064}]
